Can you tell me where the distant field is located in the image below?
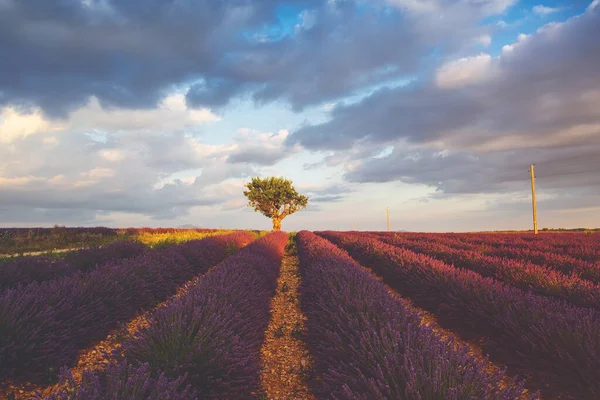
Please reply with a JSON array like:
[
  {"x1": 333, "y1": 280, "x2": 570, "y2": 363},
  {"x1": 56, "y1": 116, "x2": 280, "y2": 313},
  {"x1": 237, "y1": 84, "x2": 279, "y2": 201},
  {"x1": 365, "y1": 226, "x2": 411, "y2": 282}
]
[
  {"x1": 0, "y1": 227, "x2": 266, "y2": 256},
  {"x1": 0, "y1": 228, "x2": 598, "y2": 399}
]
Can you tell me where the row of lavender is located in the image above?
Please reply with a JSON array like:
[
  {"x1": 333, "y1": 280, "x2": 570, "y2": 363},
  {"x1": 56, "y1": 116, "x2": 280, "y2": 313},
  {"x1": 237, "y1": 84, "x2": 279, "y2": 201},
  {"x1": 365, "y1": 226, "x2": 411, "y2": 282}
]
[
  {"x1": 319, "y1": 231, "x2": 600, "y2": 399},
  {"x1": 296, "y1": 231, "x2": 530, "y2": 399},
  {"x1": 401, "y1": 232, "x2": 600, "y2": 263},
  {"x1": 394, "y1": 231, "x2": 600, "y2": 280},
  {"x1": 0, "y1": 241, "x2": 147, "y2": 291},
  {"x1": 0, "y1": 231, "x2": 254, "y2": 384},
  {"x1": 369, "y1": 232, "x2": 600, "y2": 310},
  {"x1": 47, "y1": 231, "x2": 288, "y2": 400}
]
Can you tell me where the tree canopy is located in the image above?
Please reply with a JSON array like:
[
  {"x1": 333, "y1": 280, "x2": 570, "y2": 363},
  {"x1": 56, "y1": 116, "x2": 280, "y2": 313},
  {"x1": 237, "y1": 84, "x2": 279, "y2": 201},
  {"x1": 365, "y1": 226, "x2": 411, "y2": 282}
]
[{"x1": 243, "y1": 177, "x2": 309, "y2": 231}]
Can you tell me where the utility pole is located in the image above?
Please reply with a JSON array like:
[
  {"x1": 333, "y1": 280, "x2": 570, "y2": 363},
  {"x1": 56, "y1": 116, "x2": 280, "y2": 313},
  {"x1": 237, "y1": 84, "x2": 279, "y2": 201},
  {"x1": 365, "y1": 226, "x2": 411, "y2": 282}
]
[
  {"x1": 386, "y1": 208, "x2": 390, "y2": 232},
  {"x1": 353, "y1": 222, "x2": 357, "y2": 231},
  {"x1": 529, "y1": 165, "x2": 538, "y2": 235}
]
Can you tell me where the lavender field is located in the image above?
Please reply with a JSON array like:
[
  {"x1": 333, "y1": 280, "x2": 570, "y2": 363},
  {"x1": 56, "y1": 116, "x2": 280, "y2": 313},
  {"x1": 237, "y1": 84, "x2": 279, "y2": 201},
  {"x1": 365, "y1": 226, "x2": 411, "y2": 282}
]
[{"x1": 1, "y1": 228, "x2": 599, "y2": 399}]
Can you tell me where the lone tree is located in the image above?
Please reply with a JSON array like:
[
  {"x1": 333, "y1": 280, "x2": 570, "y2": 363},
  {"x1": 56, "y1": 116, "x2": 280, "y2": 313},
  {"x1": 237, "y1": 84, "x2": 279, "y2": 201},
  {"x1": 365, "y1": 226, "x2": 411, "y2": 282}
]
[{"x1": 243, "y1": 177, "x2": 308, "y2": 231}]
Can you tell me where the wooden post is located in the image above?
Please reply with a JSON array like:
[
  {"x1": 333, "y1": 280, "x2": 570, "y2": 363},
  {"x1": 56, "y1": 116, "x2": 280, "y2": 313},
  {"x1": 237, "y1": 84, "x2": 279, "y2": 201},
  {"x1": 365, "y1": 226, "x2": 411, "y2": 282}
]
[
  {"x1": 386, "y1": 208, "x2": 390, "y2": 232},
  {"x1": 530, "y1": 165, "x2": 538, "y2": 235}
]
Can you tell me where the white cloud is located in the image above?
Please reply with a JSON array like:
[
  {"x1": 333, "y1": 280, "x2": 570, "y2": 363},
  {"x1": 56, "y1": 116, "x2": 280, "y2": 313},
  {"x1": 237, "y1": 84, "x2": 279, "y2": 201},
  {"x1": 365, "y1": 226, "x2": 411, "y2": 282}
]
[
  {"x1": 227, "y1": 128, "x2": 298, "y2": 165},
  {"x1": 501, "y1": 33, "x2": 530, "y2": 53},
  {"x1": 67, "y1": 94, "x2": 219, "y2": 132},
  {"x1": 100, "y1": 149, "x2": 126, "y2": 162},
  {"x1": 0, "y1": 107, "x2": 66, "y2": 142},
  {"x1": 533, "y1": 5, "x2": 561, "y2": 15},
  {"x1": 436, "y1": 53, "x2": 494, "y2": 88},
  {"x1": 0, "y1": 92, "x2": 220, "y2": 143},
  {"x1": 0, "y1": 176, "x2": 43, "y2": 186}
]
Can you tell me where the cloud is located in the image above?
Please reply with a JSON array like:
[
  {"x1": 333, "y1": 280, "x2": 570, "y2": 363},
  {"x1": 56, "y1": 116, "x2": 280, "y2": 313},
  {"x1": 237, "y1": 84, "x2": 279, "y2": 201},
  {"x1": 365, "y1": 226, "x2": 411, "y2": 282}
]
[
  {"x1": 186, "y1": 2, "x2": 428, "y2": 110},
  {"x1": 289, "y1": 4, "x2": 600, "y2": 202},
  {"x1": 0, "y1": 93, "x2": 218, "y2": 142},
  {"x1": 0, "y1": 107, "x2": 66, "y2": 142},
  {"x1": 81, "y1": 168, "x2": 116, "y2": 179},
  {"x1": 227, "y1": 129, "x2": 297, "y2": 166},
  {"x1": 300, "y1": 183, "x2": 355, "y2": 203},
  {"x1": 435, "y1": 53, "x2": 495, "y2": 88},
  {"x1": 0, "y1": 92, "x2": 306, "y2": 224},
  {"x1": 0, "y1": 0, "x2": 312, "y2": 116},
  {"x1": 532, "y1": 5, "x2": 561, "y2": 15},
  {"x1": 477, "y1": 34, "x2": 492, "y2": 46},
  {"x1": 0, "y1": 0, "x2": 515, "y2": 116},
  {"x1": 345, "y1": 144, "x2": 600, "y2": 194},
  {"x1": 1, "y1": 0, "x2": 597, "y2": 229},
  {"x1": 66, "y1": 94, "x2": 219, "y2": 132},
  {"x1": 0, "y1": 118, "x2": 265, "y2": 224},
  {"x1": 290, "y1": 7, "x2": 600, "y2": 151}
]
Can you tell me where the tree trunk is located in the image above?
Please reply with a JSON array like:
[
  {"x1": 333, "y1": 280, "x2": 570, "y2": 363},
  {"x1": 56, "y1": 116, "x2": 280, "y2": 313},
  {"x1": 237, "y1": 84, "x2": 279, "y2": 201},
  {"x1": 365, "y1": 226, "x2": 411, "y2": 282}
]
[{"x1": 272, "y1": 217, "x2": 282, "y2": 231}]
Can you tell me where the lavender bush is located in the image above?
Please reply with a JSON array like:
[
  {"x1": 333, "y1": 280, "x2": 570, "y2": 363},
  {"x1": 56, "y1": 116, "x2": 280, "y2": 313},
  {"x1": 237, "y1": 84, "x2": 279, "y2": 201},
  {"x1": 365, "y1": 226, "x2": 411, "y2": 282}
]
[
  {"x1": 0, "y1": 241, "x2": 147, "y2": 291},
  {"x1": 377, "y1": 231, "x2": 600, "y2": 282},
  {"x1": 45, "y1": 362, "x2": 195, "y2": 400},
  {"x1": 319, "y1": 231, "x2": 600, "y2": 399},
  {"x1": 0, "y1": 231, "x2": 253, "y2": 383},
  {"x1": 371, "y1": 232, "x2": 600, "y2": 310},
  {"x1": 296, "y1": 231, "x2": 530, "y2": 400},
  {"x1": 120, "y1": 231, "x2": 288, "y2": 399}
]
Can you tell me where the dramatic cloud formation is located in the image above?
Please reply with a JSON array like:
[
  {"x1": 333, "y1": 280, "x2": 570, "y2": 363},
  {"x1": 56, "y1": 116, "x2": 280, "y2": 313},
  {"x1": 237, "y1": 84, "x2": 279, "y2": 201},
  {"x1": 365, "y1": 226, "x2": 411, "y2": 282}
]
[
  {"x1": 0, "y1": 0, "x2": 509, "y2": 116},
  {"x1": 289, "y1": 3, "x2": 600, "y2": 211},
  {"x1": 1, "y1": 0, "x2": 598, "y2": 229}
]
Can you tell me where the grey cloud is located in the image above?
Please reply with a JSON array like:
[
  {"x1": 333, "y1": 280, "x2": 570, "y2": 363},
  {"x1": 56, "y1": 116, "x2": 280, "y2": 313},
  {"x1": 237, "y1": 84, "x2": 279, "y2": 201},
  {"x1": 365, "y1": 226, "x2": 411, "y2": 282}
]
[
  {"x1": 0, "y1": 129, "x2": 258, "y2": 224},
  {"x1": 310, "y1": 195, "x2": 346, "y2": 203},
  {"x1": 0, "y1": 180, "x2": 221, "y2": 216},
  {"x1": 227, "y1": 148, "x2": 288, "y2": 166},
  {"x1": 207, "y1": 0, "x2": 511, "y2": 111},
  {"x1": 346, "y1": 143, "x2": 600, "y2": 196},
  {"x1": 0, "y1": 207, "x2": 101, "y2": 225},
  {"x1": 485, "y1": 190, "x2": 600, "y2": 215},
  {"x1": 289, "y1": 84, "x2": 486, "y2": 150},
  {"x1": 288, "y1": 5, "x2": 600, "y2": 202},
  {"x1": 186, "y1": 79, "x2": 245, "y2": 110},
  {"x1": 226, "y1": 130, "x2": 294, "y2": 166},
  {"x1": 0, "y1": 0, "x2": 305, "y2": 116},
  {"x1": 288, "y1": 5, "x2": 600, "y2": 150},
  {"x1": 193, "y1": 163, "x2": 257, "y2": 187},
  {"x1": 0, "y1": 0, "x2": 500, "y2": 116},
  {"x1": 304, "y1": 183, "x2": 354, "y2": 203}
]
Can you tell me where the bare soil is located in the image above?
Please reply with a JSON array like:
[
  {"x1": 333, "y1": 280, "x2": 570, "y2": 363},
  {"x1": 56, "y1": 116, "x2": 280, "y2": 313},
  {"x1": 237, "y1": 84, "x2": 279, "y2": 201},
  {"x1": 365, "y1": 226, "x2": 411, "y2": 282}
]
[{"x1": 259, "y1": 245, "x2": 314, "y2": 400}]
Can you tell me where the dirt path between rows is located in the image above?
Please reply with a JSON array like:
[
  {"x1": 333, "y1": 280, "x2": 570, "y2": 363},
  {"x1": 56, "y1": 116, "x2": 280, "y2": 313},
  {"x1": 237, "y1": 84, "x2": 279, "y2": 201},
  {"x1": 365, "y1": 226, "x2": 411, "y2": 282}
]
[{"x1": 260, "y1": 244, "x2": 314, "y2": 400}]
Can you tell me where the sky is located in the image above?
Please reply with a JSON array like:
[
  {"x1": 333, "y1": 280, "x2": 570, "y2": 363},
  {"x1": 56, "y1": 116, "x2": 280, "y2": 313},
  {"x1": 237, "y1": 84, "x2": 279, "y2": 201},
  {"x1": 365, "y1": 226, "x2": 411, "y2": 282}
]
[{"x1": 0, "y1": 0, "x2": 599, "y2": 232}]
